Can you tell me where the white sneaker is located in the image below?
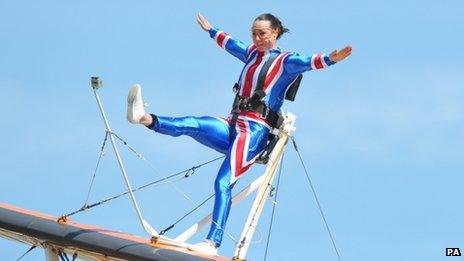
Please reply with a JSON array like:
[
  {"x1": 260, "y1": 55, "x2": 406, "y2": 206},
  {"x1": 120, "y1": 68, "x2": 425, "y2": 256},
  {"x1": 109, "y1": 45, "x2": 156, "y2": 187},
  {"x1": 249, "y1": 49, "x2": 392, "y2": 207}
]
[
  {"x1": 127, "y1": 84, "x2": 145, "y2": 124},
  {"x1": 188, "y1": 240, "x2": 218, "y2": 256}
]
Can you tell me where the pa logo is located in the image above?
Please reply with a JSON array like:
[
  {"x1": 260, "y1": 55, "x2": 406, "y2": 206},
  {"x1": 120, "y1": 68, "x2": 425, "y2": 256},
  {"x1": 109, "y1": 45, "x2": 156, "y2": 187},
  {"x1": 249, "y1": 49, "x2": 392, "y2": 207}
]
[{"x1": 446, "y1": 248, "x2": 462, "y2": 256}]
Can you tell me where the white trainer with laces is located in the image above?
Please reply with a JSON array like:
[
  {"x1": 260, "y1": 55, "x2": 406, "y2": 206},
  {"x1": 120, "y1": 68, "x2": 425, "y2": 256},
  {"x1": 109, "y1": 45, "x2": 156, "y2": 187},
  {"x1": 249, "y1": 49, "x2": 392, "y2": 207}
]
[
  {"x1": 188, "y1": 240, "x2": 218, "y2": 256},
  {"x1": 127, "y1": 84, "x2": 145, "y2": 124}
]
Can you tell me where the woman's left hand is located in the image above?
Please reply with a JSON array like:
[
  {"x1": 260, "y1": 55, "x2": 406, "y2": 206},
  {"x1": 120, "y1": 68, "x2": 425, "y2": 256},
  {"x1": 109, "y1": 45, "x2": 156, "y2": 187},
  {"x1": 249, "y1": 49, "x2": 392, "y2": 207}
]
[
  {"x1": 197, "y1": 13, "x2": 212, "y2": 32},
  {"x1": 329, "y1": 45, "x2": 353, "y2": 62}
]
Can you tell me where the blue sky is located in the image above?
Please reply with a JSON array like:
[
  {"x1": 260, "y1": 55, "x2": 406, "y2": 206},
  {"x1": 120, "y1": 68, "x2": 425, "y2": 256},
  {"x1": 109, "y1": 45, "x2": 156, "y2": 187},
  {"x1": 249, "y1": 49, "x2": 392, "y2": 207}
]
[{"x1": 1, "y1": 1, "x2": 463, "y2": 260}]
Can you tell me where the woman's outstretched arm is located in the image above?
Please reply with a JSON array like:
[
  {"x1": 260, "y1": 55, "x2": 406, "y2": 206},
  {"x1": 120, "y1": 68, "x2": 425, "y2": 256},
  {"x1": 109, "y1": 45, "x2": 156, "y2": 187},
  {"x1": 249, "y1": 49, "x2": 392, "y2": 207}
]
[
  {"x1": 197, "y1": 13, "x2": 252, "y2": 63},
  {"x1": 284, "y1": 45, "x2": 352, "y2": 74}
]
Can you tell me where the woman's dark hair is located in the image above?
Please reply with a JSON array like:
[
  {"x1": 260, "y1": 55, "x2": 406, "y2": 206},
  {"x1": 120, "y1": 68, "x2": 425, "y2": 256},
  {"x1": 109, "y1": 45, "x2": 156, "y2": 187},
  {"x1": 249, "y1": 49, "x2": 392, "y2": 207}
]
[{"x1": 254, "y1": 13, "x2": 289, "y2": 39}]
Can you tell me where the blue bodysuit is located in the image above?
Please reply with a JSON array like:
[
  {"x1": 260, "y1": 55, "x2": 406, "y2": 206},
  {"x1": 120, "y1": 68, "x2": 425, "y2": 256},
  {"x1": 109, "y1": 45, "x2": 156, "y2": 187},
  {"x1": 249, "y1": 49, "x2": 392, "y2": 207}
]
[{"x1": 149, "y1": 27, "x2": 336, "y2": 247}]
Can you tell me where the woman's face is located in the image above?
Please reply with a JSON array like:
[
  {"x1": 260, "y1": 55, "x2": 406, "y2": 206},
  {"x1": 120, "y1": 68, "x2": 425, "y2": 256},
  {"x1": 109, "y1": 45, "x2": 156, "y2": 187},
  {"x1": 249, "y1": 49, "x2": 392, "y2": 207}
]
[{"x1": 251, "y1": 20, "x2": 279, "y2": 51}]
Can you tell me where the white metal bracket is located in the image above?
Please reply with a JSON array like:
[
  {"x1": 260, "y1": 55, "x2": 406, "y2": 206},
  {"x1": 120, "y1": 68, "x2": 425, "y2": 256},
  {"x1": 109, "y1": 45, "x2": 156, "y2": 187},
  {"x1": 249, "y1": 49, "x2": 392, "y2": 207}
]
[{"x1": 234, "y1": 112, "x2": 296, "y2": 260}]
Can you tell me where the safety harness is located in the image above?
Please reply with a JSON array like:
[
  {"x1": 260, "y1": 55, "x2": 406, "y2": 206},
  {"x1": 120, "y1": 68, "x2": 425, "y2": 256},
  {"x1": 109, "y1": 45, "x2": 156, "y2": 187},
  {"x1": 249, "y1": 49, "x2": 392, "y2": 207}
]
[{"x1": 229, "y1": 52, "x2": 303, "y2": 163}]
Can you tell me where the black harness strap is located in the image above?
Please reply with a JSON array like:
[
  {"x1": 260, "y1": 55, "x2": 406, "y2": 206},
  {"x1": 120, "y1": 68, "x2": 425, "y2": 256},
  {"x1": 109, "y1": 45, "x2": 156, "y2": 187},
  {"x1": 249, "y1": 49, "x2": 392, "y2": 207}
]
[
  {"x1": 285, "y1": 74, "x2": 303, "y2": 101},
  {"x1": 255, "y1": 53, "x2": 280, "y2": 93},
  {"x1": 255, "y1": 133, "x2": 279, "y2": 164},
  {"x1": 229, "y1": 53, "x2": 280, "y2": 139},
  {"x1": 229, "y1": 83, "x2": 241, "y2": 141},
  {"x1": 229, "y1": 52, "x2": 303, "y2": 163}
]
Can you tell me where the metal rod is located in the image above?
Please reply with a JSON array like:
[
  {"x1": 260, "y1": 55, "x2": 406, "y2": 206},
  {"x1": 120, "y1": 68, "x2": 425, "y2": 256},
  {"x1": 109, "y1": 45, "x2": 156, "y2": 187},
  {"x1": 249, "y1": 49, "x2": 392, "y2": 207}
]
[
  {"x1": 234, "y1": 112, "x2": 296, "y2": 260},
  {"x1": 91, "y1": 77, "x2": 158, "y2": 237},
  {"x1": 44, "y1": 245, "x2": 59, "y2": 261},
  {"x1": 175, "y1": 173, "x2": 266, "y2": 242}
]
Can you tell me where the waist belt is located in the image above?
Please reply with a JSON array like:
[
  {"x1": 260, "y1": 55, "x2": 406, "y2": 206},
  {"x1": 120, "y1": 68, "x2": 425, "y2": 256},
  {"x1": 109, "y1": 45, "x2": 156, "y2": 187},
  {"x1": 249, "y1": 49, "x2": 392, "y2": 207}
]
[
  {"x1": 231, "y1": 94, "x2": 284, "y2": 129},
  {"x1": 229, "y1": 93, "x2": 282, "y2": 165}
]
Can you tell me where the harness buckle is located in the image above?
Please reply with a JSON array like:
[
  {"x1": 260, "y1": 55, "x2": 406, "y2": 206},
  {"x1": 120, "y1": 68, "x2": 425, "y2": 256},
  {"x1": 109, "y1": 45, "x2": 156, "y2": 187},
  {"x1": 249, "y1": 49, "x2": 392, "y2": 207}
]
[
  {"x1": 232, "y1": 83, "x2": 240, "y2": 93},
  {"x1": 261, "y1": 105, "x2": 269, "y2": 118},
  {"x1": 238, "y1": 97, "x2": 250, "y2": 111}
]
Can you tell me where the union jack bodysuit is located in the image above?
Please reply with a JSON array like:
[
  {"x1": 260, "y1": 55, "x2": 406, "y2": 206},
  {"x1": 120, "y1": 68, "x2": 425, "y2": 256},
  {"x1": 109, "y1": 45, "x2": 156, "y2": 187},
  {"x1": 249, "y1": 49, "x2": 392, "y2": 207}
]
[{"x1": 149, "y1": 27, "x2": 336, "y2": 247}]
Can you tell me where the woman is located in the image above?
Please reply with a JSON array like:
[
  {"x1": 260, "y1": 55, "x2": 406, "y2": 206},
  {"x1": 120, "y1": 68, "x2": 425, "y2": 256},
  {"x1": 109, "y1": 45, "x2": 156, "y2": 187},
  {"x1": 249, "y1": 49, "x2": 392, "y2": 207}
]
[{"x1": 127, "y1": 13, "x2": 352, "y2": 255}]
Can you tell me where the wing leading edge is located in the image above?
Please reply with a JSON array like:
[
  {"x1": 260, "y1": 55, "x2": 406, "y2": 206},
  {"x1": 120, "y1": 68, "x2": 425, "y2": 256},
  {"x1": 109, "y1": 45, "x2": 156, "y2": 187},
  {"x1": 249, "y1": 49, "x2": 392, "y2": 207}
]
[{"x1": 0, "y1": 202, "x2": 231, "y2": 261}]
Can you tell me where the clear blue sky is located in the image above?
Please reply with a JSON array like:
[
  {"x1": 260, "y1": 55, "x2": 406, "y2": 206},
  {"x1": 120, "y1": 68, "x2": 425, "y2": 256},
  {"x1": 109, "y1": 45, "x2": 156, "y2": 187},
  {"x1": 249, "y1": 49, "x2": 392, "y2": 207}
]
[{"x1": 1, "y1": 1, "x2": 463, "y2": 260}]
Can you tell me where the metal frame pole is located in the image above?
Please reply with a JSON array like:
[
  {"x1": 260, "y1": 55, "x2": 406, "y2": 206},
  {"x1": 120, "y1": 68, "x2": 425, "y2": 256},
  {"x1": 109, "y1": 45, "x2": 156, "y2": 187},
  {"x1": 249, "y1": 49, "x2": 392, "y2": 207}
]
[
  {"x1": 175, "y1": 173, "x2": 266, "y2": 242},
  {"x1": 44, "y1": 245, "x2": 58, "y2": 261},
  {"x1": 90, "y1": 77, "x2": 158, "y2": 238},
  {"x1": 234, "y1": 112, "x2": 296, "y2": 260}
]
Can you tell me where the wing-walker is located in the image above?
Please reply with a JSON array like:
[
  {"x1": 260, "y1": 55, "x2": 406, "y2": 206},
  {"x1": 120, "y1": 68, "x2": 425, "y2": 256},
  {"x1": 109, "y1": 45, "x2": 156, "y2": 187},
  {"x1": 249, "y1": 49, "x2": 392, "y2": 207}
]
[{"x1": 0, "y1": 77, "x2": 305, "y2": 261}]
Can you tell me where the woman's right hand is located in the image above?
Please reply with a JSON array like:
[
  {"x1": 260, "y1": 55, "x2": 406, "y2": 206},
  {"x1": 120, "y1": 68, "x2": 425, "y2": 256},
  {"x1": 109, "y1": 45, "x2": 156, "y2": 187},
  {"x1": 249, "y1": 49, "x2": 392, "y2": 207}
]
[
  {"x1": 197, "y1": 13, "x2": 212, "y2": 32},
  {"x1": 329, "y1": 45, "x2": 353, "y2": 62}
]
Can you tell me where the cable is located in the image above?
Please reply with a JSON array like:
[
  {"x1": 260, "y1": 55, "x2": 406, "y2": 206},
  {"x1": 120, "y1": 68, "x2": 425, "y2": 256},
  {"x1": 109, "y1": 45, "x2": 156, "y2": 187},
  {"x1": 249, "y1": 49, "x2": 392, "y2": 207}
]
[
  {"x1": 111, "y1": 131, "x2": 190, "y2": 201},
  {"x1": 159, "y1": 192, "x2": 215, "y2": 235},
  {"x1": 263, "y1": 153, "x2": 284, "y2": 261},
  {"x1": 83, "y1": 131, "x2": 109, "y2": 208},
  {"x1": 111, "y1": 131, "x2": 216, "y2": 206},
  {"x1": 16, "y1": 245, "x2": 36, "y2": 261},
  {"x1": 58, "y1": 250, "x2": 70, "y2": 261},
  {"x1": 211, "y1": 220, "x2": 241, "y2": 247},
  {"x1": 236, "y1": 151, "x2": 283, "y2": 253},
  {"x1": 63, "y1": 155, "x2": 225, "y2": 218},
  {"x1": 76, "y1": 128, "x2": 225, "y2": 219},
  {"x1": 110, "y1": 131, "x2": 146, "y2": 161},
  {"x1": 291, "y1": 136, "x2": 342, "y2": 261}
]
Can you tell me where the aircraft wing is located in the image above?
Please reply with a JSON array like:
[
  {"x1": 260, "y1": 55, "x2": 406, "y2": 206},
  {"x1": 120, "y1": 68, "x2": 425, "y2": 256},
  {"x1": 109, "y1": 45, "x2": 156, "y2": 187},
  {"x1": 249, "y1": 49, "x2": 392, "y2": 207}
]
[{"x1": 0, "y1": 202, "x2": 231, "y2": 261}]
